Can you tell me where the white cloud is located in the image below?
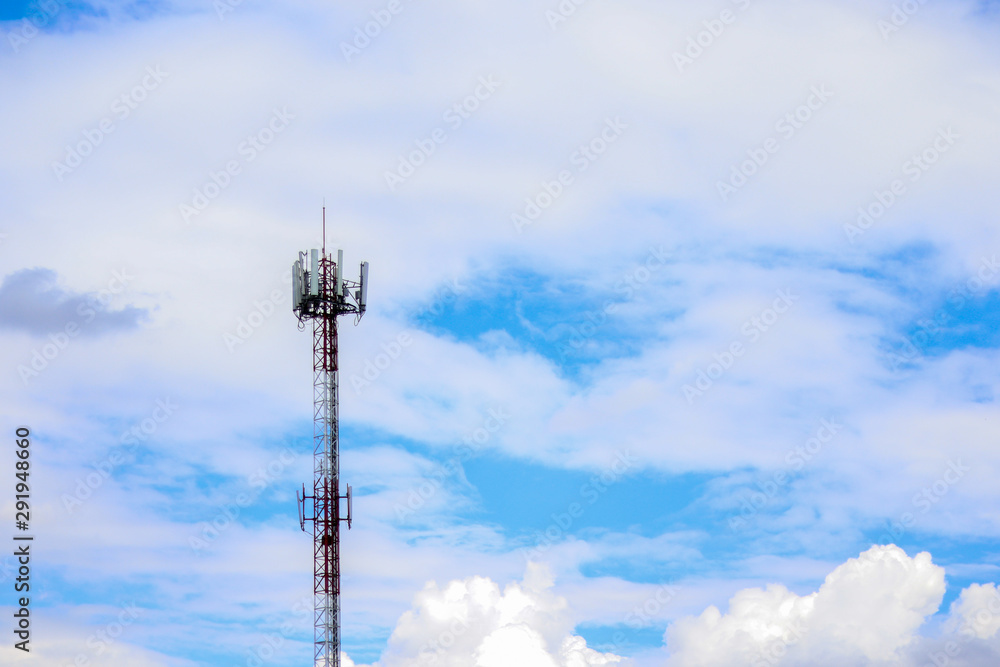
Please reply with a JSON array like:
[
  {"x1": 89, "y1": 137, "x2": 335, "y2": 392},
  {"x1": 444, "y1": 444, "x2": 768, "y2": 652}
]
[
  {"x1": 946, "y1": 583, "x2": 1000, "y2": 641},
  {"x1": 367, "y1": 562, "x2": 623, "y2": 667},
  {"x1": 0, "y1": 610, "x2": 192, "y2": 666},
  {"x1": 339, "y1": 547, "x2": 1000, "y2": 667},
  {"x1": 663, "y1": 545, "x2": 1000, "y2": 667}
]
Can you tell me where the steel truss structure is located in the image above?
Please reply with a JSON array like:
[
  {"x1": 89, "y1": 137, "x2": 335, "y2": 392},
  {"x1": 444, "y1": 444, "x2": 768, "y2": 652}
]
[{"x1": 293, "y1": 228, "x2": 367, "y2": 667}]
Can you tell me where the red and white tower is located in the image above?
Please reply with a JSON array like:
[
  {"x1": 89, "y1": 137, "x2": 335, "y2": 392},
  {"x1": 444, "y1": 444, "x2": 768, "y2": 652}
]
[{"x1": 292, "y1": 213, "x2": 368, "y2": 667}]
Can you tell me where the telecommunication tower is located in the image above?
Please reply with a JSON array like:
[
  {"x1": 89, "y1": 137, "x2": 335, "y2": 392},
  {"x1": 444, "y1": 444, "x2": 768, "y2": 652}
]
[{"x1": 292, "y1": 210, "x2": 368, "y2": 667}]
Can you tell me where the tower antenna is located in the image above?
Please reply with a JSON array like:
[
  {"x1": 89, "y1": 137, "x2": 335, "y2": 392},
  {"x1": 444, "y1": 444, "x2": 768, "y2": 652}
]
[{"x1": 291, "y1": 213, "x2": 368, "y2": 667}]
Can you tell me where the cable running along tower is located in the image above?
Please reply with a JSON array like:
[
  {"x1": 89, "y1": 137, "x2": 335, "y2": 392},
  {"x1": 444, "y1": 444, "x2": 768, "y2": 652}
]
[{"x1": 292, "y1": 211, "x2": 368, "y2": 667}]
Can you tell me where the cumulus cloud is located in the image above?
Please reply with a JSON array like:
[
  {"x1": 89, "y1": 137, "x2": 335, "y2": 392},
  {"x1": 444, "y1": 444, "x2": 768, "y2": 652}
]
[
  {"x1": 665, "y1": 545, "x2": 1000, "y2": 667},
  {"x1": 363, "y1": 562, "x2": 622, "y2": 667},
  {"x1": 339, "y1": 547, "x2": 1000, "y2": 667},
  {"x1": 946, "y1": 583, "x2": 1000, "y2": 641},
  {"x1": 0, "y1": 267, "x2": 147, "y2": 336}
]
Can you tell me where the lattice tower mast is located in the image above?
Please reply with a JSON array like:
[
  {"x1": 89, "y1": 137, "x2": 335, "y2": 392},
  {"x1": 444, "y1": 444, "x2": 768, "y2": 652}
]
[{"x1": 292, "y1": 210, "x2": 368, "y2": 667}]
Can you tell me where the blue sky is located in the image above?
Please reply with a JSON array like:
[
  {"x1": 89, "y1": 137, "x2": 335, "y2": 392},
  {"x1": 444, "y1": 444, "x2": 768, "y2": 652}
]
[{"x1": 2, "y1": 0, "x2": 1000, "y2": 665}]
